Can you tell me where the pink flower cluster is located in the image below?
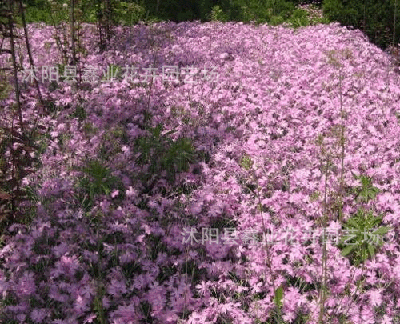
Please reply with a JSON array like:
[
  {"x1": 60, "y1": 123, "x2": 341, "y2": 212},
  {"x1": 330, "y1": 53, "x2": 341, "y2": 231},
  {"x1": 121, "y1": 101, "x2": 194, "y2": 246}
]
[{"x1": 0, "y1": 20, "x2": 400, "y2": 323}]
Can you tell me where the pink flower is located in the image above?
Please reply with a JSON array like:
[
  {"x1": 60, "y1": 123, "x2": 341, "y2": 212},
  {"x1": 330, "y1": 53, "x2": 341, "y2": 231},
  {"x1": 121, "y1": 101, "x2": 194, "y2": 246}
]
[
  {"x1": 30, "y1": 308, "x2": 48, "y2": 322},
  {"x1": 111, "y1": 304, "x2": 139, "y2": 322},
  {"x1": 107, "y1": 279, "x2": 127, "y2": 297},
  {"x1": 369, "y1": 289, "x2": 382, "y2": 307},
  {"x1": 16, "y1": 271, "x2": 36, "y2": 296},
  {"x1": 126, "y1": 186, "x2": 137, "y2": 197}
]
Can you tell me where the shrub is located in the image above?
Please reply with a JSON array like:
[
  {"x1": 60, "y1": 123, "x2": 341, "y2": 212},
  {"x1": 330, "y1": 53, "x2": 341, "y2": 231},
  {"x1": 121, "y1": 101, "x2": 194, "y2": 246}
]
[
  {"x1": 210, "y1": 5, "x2": 229, "y2": 22},
  {"x1": 322, "y1": 0, "x2": 400, "y2": 51},
  {"x1": 225, "y1": 0, "x2": 296, "y2": 23},
  {"x1": 287, "y1": 8, "x2": 310, "y2": 28},
  {"x1": 113, "y1": 1, "x2": 146, "y2": 25}
]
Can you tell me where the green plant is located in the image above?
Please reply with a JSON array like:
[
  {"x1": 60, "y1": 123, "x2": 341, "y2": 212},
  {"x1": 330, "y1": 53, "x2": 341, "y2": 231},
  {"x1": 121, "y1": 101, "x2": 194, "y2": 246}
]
[
  {"x1": 48, "y1": 0, "x2": 69, "y2": 26},
  {"x1": 287, "y1": 8, "x2": 310, "y2": 28},
  {"x1": 100, "y1": 64, "x2": 122, "y2": 82},
  {"x1": 209, "y1": 5, "x2": 229, "y2": 22},
  {"x1": 74, "y1": 159, "x2": 122, "y2": 211},
  {"x1": 134, "y1": 123, "x2": 197, "y2": 192},
  {"x1": 350, "y1": 173, "x2": 380, "y2": 202},
  {"x1": 300, "y1": 4, "x2": 330, "y2": 25},
  {"x1": 70, "y1": 104, "x2": 86, "y2": 121},
  {"x1": 82, "y1": 122, "x2": 99, "y2": 136},
  {"x1": 287, "y1": 4, "x2": 330, "y2": 28},
  {"x1": 114, "y1": 1, "x2": 146, "y2": 25},
  {"x1": 310, "y1": 190, "x2": 320, "y2": 202},
  {"x1": 0, "y1": 70, "x2": 12, "y2": 100},
  {"x1": 339, "y1": 208, "x2": 390, "y2": 266},
  {"x1": 98, "y1": 126, "x2": 128, "y2": 160},
  {"x1": 0, "y1": 119, "x2": 42, "y2": 233},
  {"x1": 274, "y1": 285, "x2": 283, "y2": 308},
  {"x1": 269, "y1": 15, "x2": 285, "y2": 26},
  {"x1": 322, "y1": 0, "x2": 400, "y2": 51},
  {"x1": 240, "y1": 154, "x2": 254, "y2": 171}
]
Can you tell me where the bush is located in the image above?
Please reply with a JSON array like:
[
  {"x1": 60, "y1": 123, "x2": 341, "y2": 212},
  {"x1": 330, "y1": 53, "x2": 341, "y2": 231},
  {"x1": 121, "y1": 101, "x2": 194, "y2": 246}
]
[
  {"x1": 225, "y1": 0, "x2": 296, "y2": 23},
  {"x1": 287, "y1": 5, "x2": 329, "y2": 28},
  {"x1": 287, "y1": 8, "x2": 310, "y2": 27},
  {"x1": 209, "y1": 5, "x2": 229, "y2": 22},
  {"x1": 142, "y1": 0, "x2": 201, "y2": 22},
  {"x1": 114, "y1": 1, "x2": 146, "y2": 25},
  {"x1": 22, "y1": 0, "x2": 319, "y2": 26},
  {"x1": 322, "y1": 0, "x2": 400, "y2": 51}
]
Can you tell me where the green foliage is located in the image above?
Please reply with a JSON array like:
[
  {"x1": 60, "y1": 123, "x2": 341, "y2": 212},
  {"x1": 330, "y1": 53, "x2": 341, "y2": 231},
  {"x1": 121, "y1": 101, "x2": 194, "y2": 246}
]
[
  {"x1": 210, "y1": 5, "x2": 229, "y2": 22},
  {"x1": 134, "y1": 123, "x2": 197, "y2": 190},
  {"x1": 56, "y1": 64, "x2": 65, "y2": 81},
  {"x1": 137, "y1": 0, "x2": 300, "y2": 23},
  {"x1": 222, "y1": 0, "x2": 295, "y2": 23},
  {"x1": 98, "y1": 126, "x2": 128, "y2": 159},
  {"x1": 142, "y1": 0, "x2": 200, "y2": 22},
  {"x1": 74, "y1": 159, "x2": 123, "y2": 211},
  {"x1": 321, "y1": 0, "x2": 343, "y2": 23},
  {"x1": 339, "y1": 208, "x2": 390, "y2": 266},
  {"x1": 114, "y1": 1, "x2": 146, "y2": 25},
  {"x1": 47, "y1": 1, "x2": 70, "y2": 25},
  {"x1": 269, "y1": 15, "x2": 286, "y2": 26},
  {"x1": 24, "y1": 0, "x2": 145, "y2": 25},
  {"x1": 70, "y1": 105, "x2": 86, "y2": 122},
  {"x1": 24, "y1": 3, "x2": 55, "y2": 24},
  {"x1": 322, "y1": 0, "x2": 400, "y2": 51},
  {"x1": 93, "y1": 282, "x2": 106, "y2": 324},
  {"x1": 287, "y1": 8, "x2": 310, "y2": 28},
  {"x1": 82, "y1": 122, "x2": 99, "y2": 136},
  {"x1": 273, "y1": 285, "x2": 283, "y2": 308},
  {"x1": 21, "y1": 0, "x2": 327, "y2": 29},
  {"x1": 100, "y1": 64, "x2": 122, "y2": 82},
  {"x1": 351, "y1": 172, "x2": 380, "y2": 202},
  {"x1": 240, "y1": 154, "x2": 254, "y2": 170},
  {"x1": 336, "y1": 173, "x2": 389, "y2": 266},
  {"x1": 310, "y1": 190, "x2": 320, "y2": 202},
  {"x1": 0, "y1": 70, "x2": 11, "y2": 100}
]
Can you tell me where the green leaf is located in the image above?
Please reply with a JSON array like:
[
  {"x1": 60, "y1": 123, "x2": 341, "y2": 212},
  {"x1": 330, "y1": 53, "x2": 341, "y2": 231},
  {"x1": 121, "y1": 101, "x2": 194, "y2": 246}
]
[
  {"x1": 367, "y1": 244, "x2": 375, "y2": 258},
  {"x1": 372, "y1": 226, "x2": 390, "y2": 235},
  {"x1": 152, "y1": 124, "x2": 163, "y2": 138},
  {"x1": 346, "y1": 218, "x2": 360, "y2": 228},
  {"x1": 341, "y1": 245, "x2": 355, "y2": 256},
  {"x1": 274, "y1": 285, "x2": 283, "y2": 308}
]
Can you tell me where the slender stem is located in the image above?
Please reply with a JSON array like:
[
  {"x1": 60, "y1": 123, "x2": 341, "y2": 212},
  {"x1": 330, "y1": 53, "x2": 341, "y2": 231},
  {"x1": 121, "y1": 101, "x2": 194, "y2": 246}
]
[
  {"x1": 253, "y1": 172, "x2": 282, "y2": 323},
  {"x1": 18, "y1": 0, "x2": 45, "y2": 108},
  {"x1": 318, "y1": 156, "x2": 329, "y2": 324},
  {"x1": 95, "y1": 221, "x2": 106, "y2": 324},
  {"x1": 338, "y1": 67, "x2": 345, "y2": 223},
  {"x1": 70, "y1": 0, "x2": 76, "y2": 65},
  {"x1": 394, "y1": 0, "x2": 397, "y2": 47},
  {"x1": 8, "y1": 0, "x2": 23, "y2": 129}
]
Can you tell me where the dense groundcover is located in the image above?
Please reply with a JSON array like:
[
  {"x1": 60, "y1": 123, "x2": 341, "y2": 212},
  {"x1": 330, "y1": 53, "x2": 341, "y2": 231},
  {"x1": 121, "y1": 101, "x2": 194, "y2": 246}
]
[{"x1": 1, "y1": 21, "x2": 400, "y2": 323}]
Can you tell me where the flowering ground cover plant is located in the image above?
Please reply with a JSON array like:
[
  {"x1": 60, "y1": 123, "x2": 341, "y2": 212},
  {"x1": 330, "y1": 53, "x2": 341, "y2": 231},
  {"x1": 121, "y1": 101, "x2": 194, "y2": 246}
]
[{"x1": 1, "y1": 19, "x2": 400, "y2": 324}]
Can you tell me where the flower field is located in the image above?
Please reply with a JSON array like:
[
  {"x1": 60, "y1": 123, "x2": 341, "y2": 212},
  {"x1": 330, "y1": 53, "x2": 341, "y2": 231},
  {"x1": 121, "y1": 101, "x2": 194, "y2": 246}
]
[{"x1": 1, "y1": 20, "x2": 400, "y2": 323}]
